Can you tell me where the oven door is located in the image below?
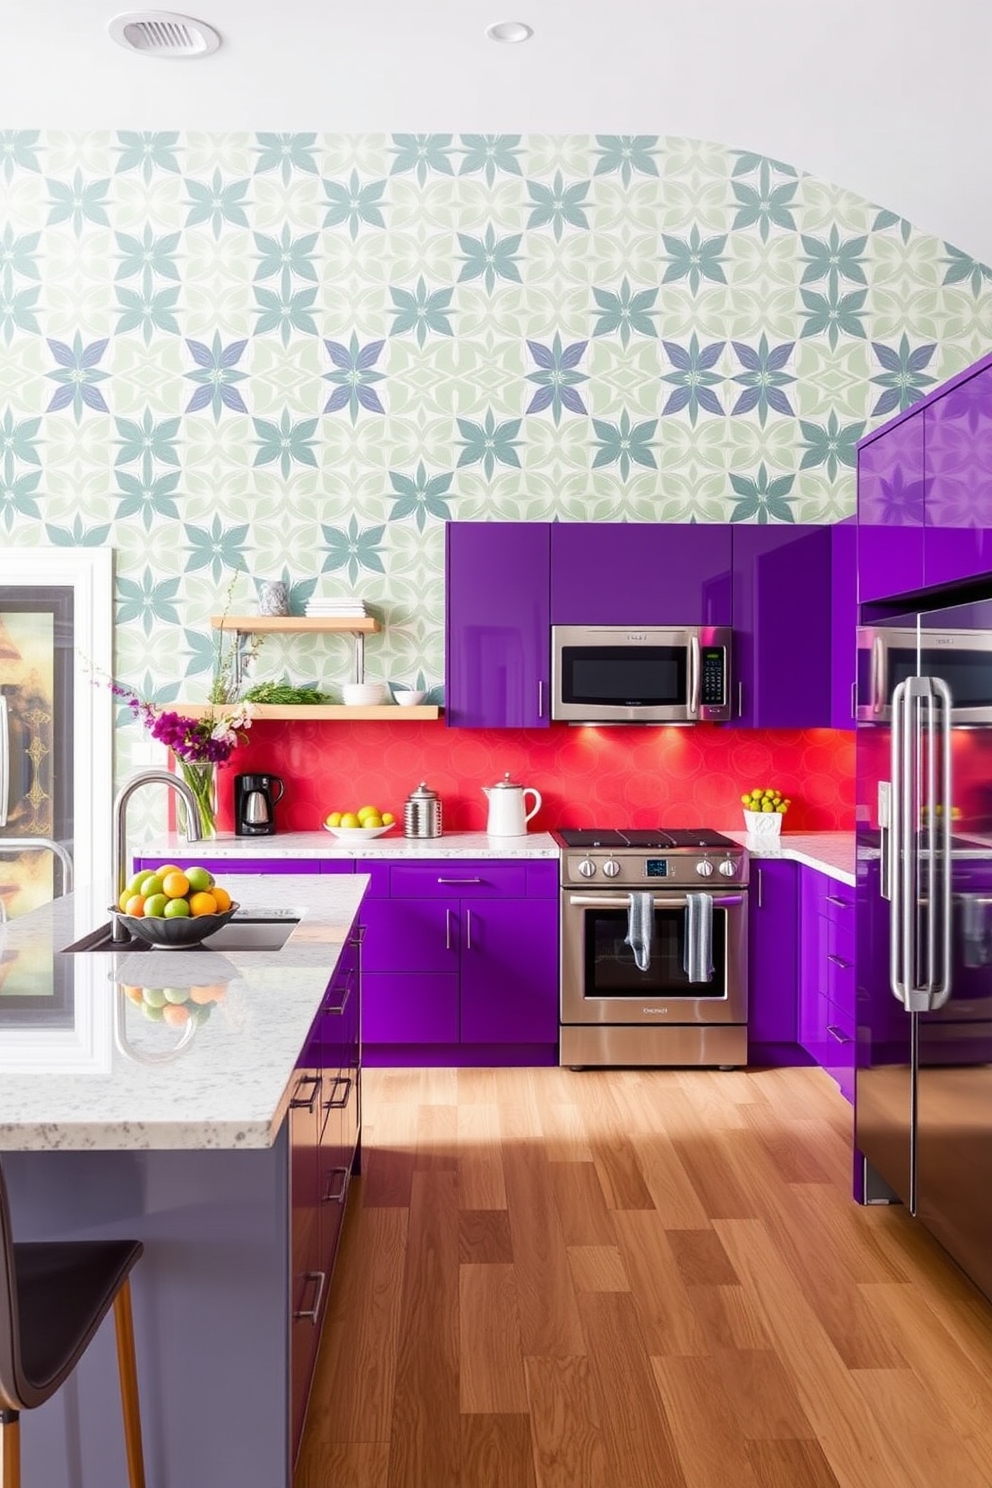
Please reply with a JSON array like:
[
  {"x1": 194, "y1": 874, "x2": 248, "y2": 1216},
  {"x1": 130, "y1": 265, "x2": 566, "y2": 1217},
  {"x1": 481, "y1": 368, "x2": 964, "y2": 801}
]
[{"x1": 560, "y1": 889, "x2": 747, "y2": 1025}]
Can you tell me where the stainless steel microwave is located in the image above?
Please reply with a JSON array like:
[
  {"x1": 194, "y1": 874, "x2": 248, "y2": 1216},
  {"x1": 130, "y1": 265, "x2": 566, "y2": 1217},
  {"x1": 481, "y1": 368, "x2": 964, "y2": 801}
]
[
  {"x1": 857, "y1": 626, "x2": 992, "y2": 725},
  {"x1": 551, "y1": 625, "x2": 732, "y2": 724}
]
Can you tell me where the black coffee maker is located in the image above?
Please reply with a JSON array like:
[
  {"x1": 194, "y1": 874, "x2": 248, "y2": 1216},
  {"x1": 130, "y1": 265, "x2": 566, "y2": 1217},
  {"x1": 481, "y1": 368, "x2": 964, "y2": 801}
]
[{"x1": 234, "y1": 773, "x2": 285, "y2": 836}]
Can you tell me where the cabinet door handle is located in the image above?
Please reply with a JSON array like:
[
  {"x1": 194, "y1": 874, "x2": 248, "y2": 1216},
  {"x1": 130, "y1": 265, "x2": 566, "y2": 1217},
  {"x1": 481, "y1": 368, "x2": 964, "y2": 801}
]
[
  {"x1": 738, "y1": 681, "x2": 744, "y2": 718},
  {"x1": 756, "y1": 868, "x2": 762, "y2": 909},
  {"x1": 323, "y1": 1075, "x2": 352, "y2": 1111},
  {"x1": 465, "y1": 908, "x2": 472, "y2": 949},
  {"x1": 827, "y1": 1024, "x2": 853, "y2": 1045},
  {"x1": 294, "y1": 1269, "x2": 327, "y2": 1323},
  {"x1": 851, "y1": 680, "x2": 857, "y2": 719},
  {"x1": 348, "y1": 925, "x2": 366, "y2": 947},
  {"x1": 825, "y1": 895, "x2": 850, "y2": 909},
  {"x1": 538, "y1": 679, "x2": 545, "y2": 718},
  {"x1": 827, "y1": 952, "x2": 852, "y2": 970},
  {"x1": 290, "y1": 1074, "x2": 321, "y2": 1113},
  {"x1": 322, "y1": 973, "x2": 353, "y2": 1016},
  {"x1": 437, "y1": 877, "x2": 483, "y2": 884},
  {"x1": 321, "y1": 1166, "x2": 349, "y2": 1205},
  {"x1": 446, "y1": 907, "x2": 453, "y2": 950}
]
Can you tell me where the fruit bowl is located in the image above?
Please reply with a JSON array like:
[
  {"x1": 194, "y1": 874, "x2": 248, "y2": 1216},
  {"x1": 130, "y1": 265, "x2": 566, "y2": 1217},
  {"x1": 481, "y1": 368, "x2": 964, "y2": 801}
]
[
  {"x1": 322, "y1": 823, "x2": 394, "y2": 841},
  {"x1": 110, "y1": 902, "x2": 240, "y2": 949}
]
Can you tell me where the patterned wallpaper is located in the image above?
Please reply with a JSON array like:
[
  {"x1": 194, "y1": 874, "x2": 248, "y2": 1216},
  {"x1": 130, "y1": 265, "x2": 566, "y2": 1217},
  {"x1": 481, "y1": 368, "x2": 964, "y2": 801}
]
[{"x1": 2, "y1": 129, "x2": 992, "y2": 780}]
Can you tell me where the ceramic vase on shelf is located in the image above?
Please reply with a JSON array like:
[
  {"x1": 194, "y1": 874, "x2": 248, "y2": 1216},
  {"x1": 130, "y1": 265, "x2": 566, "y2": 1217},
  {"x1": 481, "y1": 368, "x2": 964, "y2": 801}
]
[
  {"x1": 742, "y1": 809, "x2": 782, "y2": 841},
  {"x1": 177, "y1": 759, "x2": 217, "y2": 839}
]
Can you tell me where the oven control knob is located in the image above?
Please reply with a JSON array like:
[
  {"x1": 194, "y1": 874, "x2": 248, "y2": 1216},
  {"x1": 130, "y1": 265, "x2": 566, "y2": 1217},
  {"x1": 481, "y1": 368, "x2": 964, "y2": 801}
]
[
  {"x1": 602, "y1": 858, "x2": 621, "y2": 878},
  {"x1": 719, "y1": 858, "x2": 737, "y2": 877},
  {"x1": 695, "y1": 859, "x2": 715, "y2": 877},
  {"x1": 577, "y1": 858, "x2": 596, "y2": 878}
]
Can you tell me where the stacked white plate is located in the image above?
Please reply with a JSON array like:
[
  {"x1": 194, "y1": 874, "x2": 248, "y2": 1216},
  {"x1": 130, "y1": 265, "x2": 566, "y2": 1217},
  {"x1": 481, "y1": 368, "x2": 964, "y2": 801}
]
[
  {"x1": 306, "y1": 598, "x2": 368, "y2": 617},
  {"x1": 341, "y1": 682, "x2": 386, "y2": 705}
]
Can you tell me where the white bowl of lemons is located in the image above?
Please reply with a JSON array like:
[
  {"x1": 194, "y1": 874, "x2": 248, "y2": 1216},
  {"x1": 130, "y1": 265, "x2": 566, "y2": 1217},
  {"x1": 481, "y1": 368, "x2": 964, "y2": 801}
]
[{"x1": 322, "y1": 805, "x2": 396, "y2": 839}]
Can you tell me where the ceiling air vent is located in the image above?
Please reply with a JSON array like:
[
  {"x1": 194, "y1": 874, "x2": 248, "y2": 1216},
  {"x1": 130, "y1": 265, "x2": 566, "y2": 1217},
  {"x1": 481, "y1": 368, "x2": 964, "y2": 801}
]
[{"x1": 108, "y1": 11, "x2": 221, "y2": 57}]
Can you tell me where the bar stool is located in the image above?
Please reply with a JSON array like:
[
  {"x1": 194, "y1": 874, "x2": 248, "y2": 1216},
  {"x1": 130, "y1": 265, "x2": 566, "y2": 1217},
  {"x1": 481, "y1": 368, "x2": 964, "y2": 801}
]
[{"x1": 0, "y1": 1160, "x2": 145, "y2": 1488}]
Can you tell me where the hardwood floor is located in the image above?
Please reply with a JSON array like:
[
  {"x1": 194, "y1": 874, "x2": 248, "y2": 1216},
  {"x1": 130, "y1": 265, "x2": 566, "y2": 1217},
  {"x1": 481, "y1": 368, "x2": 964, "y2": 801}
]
[{"x1": 295, "y1": 1066, "x2": 992, "y2": 1488}]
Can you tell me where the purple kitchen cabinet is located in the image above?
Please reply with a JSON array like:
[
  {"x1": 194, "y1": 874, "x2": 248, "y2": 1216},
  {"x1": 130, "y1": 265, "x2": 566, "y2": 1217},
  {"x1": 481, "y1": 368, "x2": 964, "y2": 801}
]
[
  {"x1": 857, "y1": 414, "x2": 925, "y2": 603},
  {"x1": 550, "y1": 523, "x2": 732, "y2": 625},
  {"x1": 748, "y1": 858, "x2": 799, "y2": 1055},
  {"x1": 361, "y1": 893, "x2": 460, "y2": 974},
  {"x1": 445, "y1": 520, "x2": 550, "y2": 728},
  {"x1": 925, "y1": 365, "x2": 992, "y2": 589},
  {"x1": 798, "y1": 868, "x2": 855, "y2": 1102},
  {"x1": 731, "y1": 526, "x2": 831, "y2": 727},
  {"x1": 360, "y1": 892, "x2": 461, "y2": 1044},
  {"x1": 362, "y1": 972, "x2": 460, "y2": 1044},
  {"x1": 460, "y1": 897, "x2": 559, "y2": 1043},
  {"x1": 831, "y1": 519, "x2": 858, "y2": 729},
  {"x1": 134, "y1": 855, "x2": 335, "y2": 876}
]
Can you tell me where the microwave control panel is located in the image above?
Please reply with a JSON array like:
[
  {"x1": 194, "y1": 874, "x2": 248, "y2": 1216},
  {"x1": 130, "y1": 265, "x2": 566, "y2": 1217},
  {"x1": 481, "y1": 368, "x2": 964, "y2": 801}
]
[{"x1": 701, "y1": 647, "x2": 726, "y2": 706}]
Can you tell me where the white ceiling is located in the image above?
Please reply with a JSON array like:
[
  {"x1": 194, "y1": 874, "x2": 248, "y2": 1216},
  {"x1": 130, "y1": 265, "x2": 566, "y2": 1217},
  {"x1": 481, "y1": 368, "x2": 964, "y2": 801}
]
[{"x1": 6, "y1": 0, "x2": 992, "y2": 265}]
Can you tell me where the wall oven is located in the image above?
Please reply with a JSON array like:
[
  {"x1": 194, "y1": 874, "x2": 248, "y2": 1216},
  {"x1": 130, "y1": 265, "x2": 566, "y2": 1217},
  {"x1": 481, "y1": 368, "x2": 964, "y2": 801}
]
[
  {"x1": 552, "y1": 625, "x2": 732, "y2": 724},
  {"x1": 857, "y1": 623, "x2": 992, "y2": 726},
  {"x1": 556, "y1": 829, "x2": 748, "y2": 1067}
]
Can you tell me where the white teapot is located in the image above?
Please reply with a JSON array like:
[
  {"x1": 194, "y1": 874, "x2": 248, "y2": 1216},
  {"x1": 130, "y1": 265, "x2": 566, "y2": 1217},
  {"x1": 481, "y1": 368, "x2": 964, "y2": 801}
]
[{"x1": 483, "y1": 773, "x2": 542, "y2": 837}]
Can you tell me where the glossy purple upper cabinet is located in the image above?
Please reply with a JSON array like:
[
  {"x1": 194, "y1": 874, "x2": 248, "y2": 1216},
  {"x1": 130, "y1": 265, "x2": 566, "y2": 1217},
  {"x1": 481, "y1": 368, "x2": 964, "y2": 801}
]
[
  {"x1": 446, "y1": 521, "x2": 550, "y2": 728},
  {"x1": 731, "y1": 525, "x2": 831, "y2": 727},
  {"x1": 830, "y1": 520, "x2": 857, "y2": 729},
  {"x1": 857, "y1": 415, "x2": 925, "y2": 603},
  {"x1": 925, "y1": 366, "x2": 992, "y2": 589},
  {"x1": 550, "y1": 523, "x2": 732, "y2": 625}
]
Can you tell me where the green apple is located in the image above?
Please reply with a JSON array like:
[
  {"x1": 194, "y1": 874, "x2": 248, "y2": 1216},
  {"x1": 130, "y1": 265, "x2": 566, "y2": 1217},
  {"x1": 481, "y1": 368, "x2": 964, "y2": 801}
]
[
  {"x1": 143, "y1": 893, "x2": 168, "y2": 918},
  {"x1": 186, "y1": 865, "x2": 215, "y2": 892},
  {"x1": 138, "y1": 873, "x2": 164, "y2": 898},
  {"x1": 163, "y1": 898, "x2": 191, "y2": 918},
  {"x1": 141, "y1": 987, "x2": 167, "y2": 1007},
  {"x1": 163, "y1": 987, "x2": 189, "y2": 1004}
]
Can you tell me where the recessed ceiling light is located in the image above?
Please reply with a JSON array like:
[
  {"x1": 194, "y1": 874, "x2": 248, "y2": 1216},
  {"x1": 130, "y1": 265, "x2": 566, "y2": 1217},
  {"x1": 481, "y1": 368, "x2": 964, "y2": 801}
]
[
  {"x1": 108, "y1": 11, "x2": 221, "y2": 57},
  {"x1": 486, "y1": 20, "x2": 533, "y2": 43}
]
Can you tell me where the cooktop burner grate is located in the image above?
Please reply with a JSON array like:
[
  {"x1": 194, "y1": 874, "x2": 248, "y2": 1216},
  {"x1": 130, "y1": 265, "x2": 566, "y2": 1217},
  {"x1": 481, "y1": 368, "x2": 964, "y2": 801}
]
[{"x1": 556, "y1": 827, "x2": 738, "y2": 852}]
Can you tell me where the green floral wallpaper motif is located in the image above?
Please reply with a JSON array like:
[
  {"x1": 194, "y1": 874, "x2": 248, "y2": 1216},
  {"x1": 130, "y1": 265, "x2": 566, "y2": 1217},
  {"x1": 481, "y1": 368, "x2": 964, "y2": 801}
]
[{"x1": 2, "y1": 129, "x2": 992, "y2": 755}]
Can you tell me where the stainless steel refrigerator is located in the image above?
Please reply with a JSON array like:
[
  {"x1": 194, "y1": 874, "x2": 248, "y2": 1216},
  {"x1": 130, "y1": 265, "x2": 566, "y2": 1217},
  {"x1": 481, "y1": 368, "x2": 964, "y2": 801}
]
[{"x1": 856, "y1": 596, "x2": 992, "y2": 1301}]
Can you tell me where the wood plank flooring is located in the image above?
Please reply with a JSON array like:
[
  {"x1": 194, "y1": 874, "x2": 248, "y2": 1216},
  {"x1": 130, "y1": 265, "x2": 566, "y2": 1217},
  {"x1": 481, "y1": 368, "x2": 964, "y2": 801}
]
[{"x1": 294, "y1": 1066, "x2": 992, "y2": 1488}]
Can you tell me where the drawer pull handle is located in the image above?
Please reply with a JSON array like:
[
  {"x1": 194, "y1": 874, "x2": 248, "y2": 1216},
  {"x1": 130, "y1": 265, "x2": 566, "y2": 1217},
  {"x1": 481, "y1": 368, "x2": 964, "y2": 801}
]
[
  {"x1": 324, "y1": 1075, "x2": 352, "y2": 1111},
  {"x1": 290, "y1": 1074, "x2": 320, "y2": 1113},
  {"x1": 348, "y1": 925, "x2": 367, "y2": 946},
  {"x1": 827, "y1": 1024, "x2": 853, "y2": 1045},
  {"x1": 437, "y1": 877, "x2": 484, "y2": 885},
  {"x1": 321, "y1": 1166, "x2": 349, "y2": 1205},
  {"x1": 465, "y1": 907, "x2": 473, "y2": 950},
  {"x1": 446, "y1": 907, "x2": 453, "y2": 951},
  {"x1": 322, "y1": 975, "x2": 353, "y2": 1016},
  {"x1": 826, "y1": 953, "x2": 852, "y2": 970},
  {"x1": 825, "y1": 895, "x2": 851, "y2": 909},
  {"x1": 294, "y1": 1269, "x2": 327, "y2": 1323}
]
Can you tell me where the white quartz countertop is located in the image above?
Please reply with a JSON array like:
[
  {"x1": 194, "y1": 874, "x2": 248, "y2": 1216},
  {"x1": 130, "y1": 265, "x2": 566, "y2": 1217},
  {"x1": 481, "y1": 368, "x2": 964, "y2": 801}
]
[
  {"x1": 0, "y1": 874, "x2": 367, "y2": 1152},
  {"x1": 145, "y1": 828, "x2": 560, "y2": 859},
  {"x1": 726, "y1": 830, "x2": 856, "y2": 886}
]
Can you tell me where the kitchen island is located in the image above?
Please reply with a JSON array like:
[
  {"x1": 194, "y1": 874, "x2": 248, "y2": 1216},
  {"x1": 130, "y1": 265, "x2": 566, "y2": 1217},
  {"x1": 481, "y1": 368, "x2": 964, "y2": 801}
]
[{"x1": 0, "y1": 871, "x2": 367, "y2": 1488}]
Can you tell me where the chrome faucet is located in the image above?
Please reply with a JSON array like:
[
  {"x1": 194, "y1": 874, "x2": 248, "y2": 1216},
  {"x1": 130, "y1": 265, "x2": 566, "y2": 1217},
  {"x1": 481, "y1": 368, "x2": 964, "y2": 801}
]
[{"x1": 112, "y1": 769, "x2": 204, "y2": 942}]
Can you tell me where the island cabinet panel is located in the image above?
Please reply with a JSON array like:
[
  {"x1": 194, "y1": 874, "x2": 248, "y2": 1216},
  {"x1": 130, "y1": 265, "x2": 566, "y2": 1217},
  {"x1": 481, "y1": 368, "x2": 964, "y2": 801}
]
[
  {"x1": 747, "y1": 858, "x2": 800, "y2": 1054},
  {"x1": 360, "y1": 857, "x2": 559, "y2": 1061},
  {"x1": 549, "y1": 522, "x2": 732, "y2": 625},
  {"x1": 445, "y1": 520, "x2": 551, "y2": 729},
  {"x1": 924, "y1": 363, "x2": 992, "y2": 589},
  {"x1": 731, "y1": 525, "x2": 832, "y2": 727},
  {"x1": 798, "y1": 867, "x2": 855, "y2": 1102},
  {"x1": 289, "y1": 1067, "x2": 323, "y2": 1453},
  {"x1": 857, "y1": 413, "x2": 925, "y2": 603}
]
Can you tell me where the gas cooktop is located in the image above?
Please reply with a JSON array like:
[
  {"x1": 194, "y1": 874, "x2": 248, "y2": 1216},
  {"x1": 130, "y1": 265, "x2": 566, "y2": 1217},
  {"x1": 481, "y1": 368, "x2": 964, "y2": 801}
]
[{"x1": 554, "y1": 828, "x2": 738, "y2": 851}]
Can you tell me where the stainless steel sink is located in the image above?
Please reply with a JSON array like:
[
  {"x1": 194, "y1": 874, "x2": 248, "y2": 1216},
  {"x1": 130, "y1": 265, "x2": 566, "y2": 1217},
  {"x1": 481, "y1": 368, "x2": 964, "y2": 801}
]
[{"x1": 61, "y1": 915, "x2": 300, "y2": 954}]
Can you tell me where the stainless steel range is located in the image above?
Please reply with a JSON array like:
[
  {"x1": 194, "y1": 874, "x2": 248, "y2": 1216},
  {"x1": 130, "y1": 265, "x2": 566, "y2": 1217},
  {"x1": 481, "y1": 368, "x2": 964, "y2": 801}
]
[{"x1": 555, "y1": 828, "x2": 749, "y2": 1069}]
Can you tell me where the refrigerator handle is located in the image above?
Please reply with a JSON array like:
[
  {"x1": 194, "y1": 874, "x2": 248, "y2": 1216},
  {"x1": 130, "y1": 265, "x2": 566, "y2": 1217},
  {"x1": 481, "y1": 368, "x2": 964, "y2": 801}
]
[
  {"x1": 930, "y1": 677, "x2": 953, "y2": 1009},
  {"x1": 0, "y1": 694, "x2": 8, "y2": 828},
  {"x1": 889, "y1": 679, "x2": 909, "y2": 1006}
]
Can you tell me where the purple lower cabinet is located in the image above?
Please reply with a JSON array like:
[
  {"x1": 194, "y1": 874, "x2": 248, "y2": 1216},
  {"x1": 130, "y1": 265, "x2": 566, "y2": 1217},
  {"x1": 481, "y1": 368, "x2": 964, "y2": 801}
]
[
  {"x1": 731, "y1": 526, "x2": 831, "y2": 727},
  {"x1": 460, "y1": 897, "x2": 558, "y2": 1044},
  {"x1": 857, "y1": 413, "x2": 925, "y2": 603},
  {"x1": 361, "y1": 895, "x2": 459, "y2": 974},
  {"x1": 445, "y1": 520, "x2": 550, "y2": 728},
  {"x1": 362, "y1": 971, "x2": 460, "y2": 1044},
  {"x1": 747, "y1": 858, "x2": 807, "y2": 1064},
  {"x1": 798, "y1": 867, "x2": 855, "y2": 1103},
  {"x1": 550, "y1": 522, "x2": 732, "y2": 625}
]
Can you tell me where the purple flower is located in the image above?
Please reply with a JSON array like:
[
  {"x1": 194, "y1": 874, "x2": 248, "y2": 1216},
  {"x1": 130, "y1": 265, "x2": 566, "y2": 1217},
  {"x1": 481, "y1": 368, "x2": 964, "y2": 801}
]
[{"x1": 111, "y1": 682, "x2": 249, "y2": 764}]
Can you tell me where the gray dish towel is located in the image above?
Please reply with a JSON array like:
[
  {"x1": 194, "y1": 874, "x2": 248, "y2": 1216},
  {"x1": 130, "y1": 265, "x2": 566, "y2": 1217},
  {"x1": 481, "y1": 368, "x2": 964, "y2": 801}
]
[
  {"x1": 625, "y1": 892, "x2": 653, "y2": 972},
  {"x1": 683, "y1": 892, "x2": 714, "y2": 983}
]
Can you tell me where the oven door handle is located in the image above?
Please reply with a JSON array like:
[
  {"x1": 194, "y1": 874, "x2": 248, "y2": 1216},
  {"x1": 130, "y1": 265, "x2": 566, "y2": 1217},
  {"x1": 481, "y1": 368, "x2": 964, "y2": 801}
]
[{"x1": 567, "y1": 894, "x2": 744, "y2": 910}]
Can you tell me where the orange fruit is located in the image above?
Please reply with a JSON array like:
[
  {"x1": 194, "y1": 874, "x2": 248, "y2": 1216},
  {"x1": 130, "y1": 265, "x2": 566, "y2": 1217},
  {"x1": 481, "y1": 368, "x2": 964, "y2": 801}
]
[
  {"x1": 210, "y1": 886, "x2": 232, "y2": 912},
  {"x1": 122, "y1": 985, "x2": 144, "y2": 1004},
  {"x1": 161, "y1": 871, "x2": 190, "y2": 899},
  {"x1": 162, "y1": 1003, "x2": 191, "y2": 1026},
  {"x1": 124, "y1": 894, "x2": 145, "y2": 917},
  {"x1": 119, "y1": 888, "x2": 135, "y2": 911},
  {"x1": 189, "y1": 890, "x2": 218, "y2": 917}
]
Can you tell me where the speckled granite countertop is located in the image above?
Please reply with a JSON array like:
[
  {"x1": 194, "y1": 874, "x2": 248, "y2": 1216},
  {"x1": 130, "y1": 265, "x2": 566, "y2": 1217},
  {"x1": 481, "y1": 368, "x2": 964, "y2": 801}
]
[
  {"x1": 144, "y1": 828, "x2": 560, "y2": 860},
  {"x1": 0, "y1": 873, "x2": 367, "y2": 1152},
  {"x1": 726, "y1": 830, "x2": 856, "y2": 886}
]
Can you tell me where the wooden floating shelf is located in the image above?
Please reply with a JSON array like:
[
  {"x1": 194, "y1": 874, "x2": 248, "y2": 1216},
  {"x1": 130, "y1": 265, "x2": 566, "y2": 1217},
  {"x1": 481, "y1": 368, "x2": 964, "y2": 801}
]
[
  {"x1": 211, "y1": 615, "x2": 380, "y2": 635},
  {"x1": 175, "y1": 702, "x2": 441, "y2": 721}
]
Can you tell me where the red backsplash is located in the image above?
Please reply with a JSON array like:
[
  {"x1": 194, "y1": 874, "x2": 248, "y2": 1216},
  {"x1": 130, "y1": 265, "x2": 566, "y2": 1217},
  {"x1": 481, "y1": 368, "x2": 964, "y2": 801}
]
[{"x1": 217, "y1": 721, "x2": 855, "y2": 835}]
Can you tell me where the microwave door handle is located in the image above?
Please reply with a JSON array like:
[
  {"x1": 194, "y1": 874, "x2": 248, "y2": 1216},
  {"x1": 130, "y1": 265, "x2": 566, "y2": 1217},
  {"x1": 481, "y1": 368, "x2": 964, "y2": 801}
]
[
  {"x1": 0, "y1": 695, "x2": 8, "y2": 828},
  {"x1": 688, "y1": 634, "x2": 700, "y2": 718},
  {"x1": 872, "y1": 635, "x2": 885, "y2": 715}
]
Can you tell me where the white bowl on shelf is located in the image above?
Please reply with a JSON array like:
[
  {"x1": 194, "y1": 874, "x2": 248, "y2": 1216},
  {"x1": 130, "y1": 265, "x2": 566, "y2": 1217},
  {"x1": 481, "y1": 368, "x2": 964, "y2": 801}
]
[
  {"x1": 322, "y1": 823, "x2": 394, "y2": 840},
  {"x1": 393, "y1": 688, "x2": 427, "y2": 707},
  {"x1": 341, "y1": 682, "x2": 386, "y2": 706}
]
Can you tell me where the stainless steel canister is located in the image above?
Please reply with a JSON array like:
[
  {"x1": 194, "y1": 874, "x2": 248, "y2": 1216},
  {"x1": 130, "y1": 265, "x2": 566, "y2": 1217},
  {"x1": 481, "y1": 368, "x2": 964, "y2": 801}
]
[{"x1": 404, "y1": 781, "x2": 443, "y2": 838}]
